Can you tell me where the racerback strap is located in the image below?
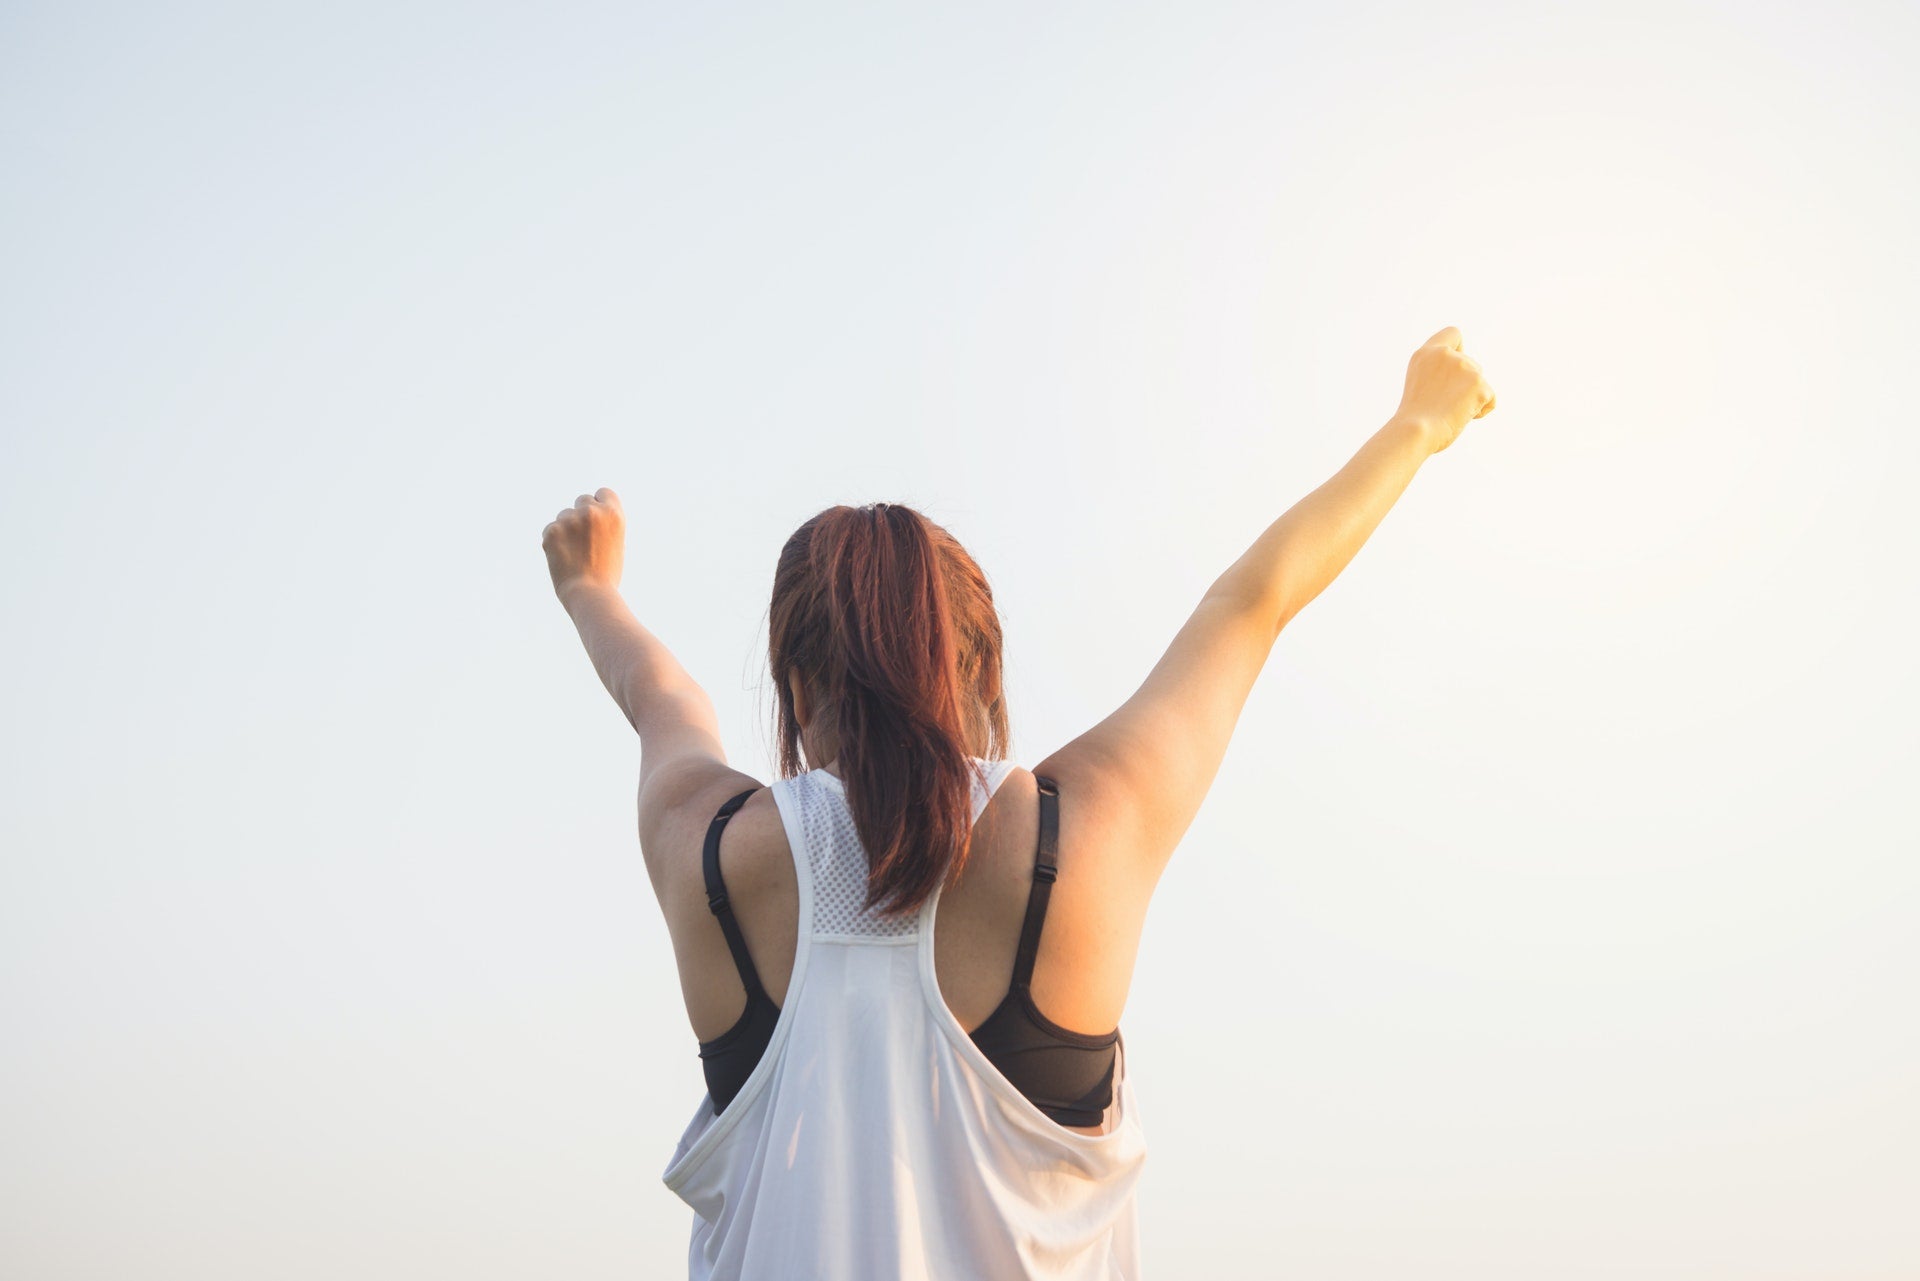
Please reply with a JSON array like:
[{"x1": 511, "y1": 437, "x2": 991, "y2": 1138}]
[
  {"x1": 1006, "y1": 775, "x2": 1060, "y2": 995},
  {"x1": 703, "y1": 786, "x2": 768, "y2": 1002}
]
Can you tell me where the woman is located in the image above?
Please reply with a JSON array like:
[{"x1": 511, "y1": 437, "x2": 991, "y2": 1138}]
[{"x1": 541, "y1": 327, "x2": 1497, "y2": 1279}]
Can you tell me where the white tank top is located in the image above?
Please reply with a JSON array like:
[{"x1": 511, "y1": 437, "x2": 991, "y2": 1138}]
[{"x1": 661, "y1": 757, "x2": 1150, "y2": 1279}]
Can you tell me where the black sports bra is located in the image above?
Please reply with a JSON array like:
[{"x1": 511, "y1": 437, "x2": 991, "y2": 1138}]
[{"x1": 695, "y1": 773, "x2": 1121, "y2": 1129}]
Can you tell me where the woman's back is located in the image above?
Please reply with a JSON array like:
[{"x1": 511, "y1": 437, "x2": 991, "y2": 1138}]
[
  {"x1": 662, "y1": 759, "x2": 1149, "y2": 1278},
  {"x1": 666, "y1": 757, "x2": 1159, "y2": 1139}
]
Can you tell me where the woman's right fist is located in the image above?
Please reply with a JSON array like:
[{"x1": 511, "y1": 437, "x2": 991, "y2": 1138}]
[{"x1": 1394, "y1": 326, "x2": 1497, "y2": 454}]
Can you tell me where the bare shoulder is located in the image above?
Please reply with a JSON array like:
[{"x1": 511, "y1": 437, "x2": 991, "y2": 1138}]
[
  {"x1": 638, "y1": 759, "x2": 778, "y2": 913},
  {"x1": 1029, "y1": 745, "x2": 1145, "y2": 829},
  {"x1": 1021, "y1": 747, "x2": 1168, "y2": 906},
  {"x1": 654, "y1": 780, "x2": 800, "y2": 983},
  {"x1": 982, "y1": 757, "x2": 1156, "y2": 1034}
]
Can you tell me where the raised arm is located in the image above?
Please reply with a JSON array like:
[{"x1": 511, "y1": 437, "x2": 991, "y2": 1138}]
[
  {"x1": 1036, "y1": 326, "x2": 1497, "y2": 889},
  {"x1": 543, "y1": 488, "x2": 728, "y2": 792},
  {"x1": 1216, "y1": 325, "x2": 1498, "y2": 632},
  {"x1": 1211, "y1": 412, "x2": 1434, "y2": 634}
]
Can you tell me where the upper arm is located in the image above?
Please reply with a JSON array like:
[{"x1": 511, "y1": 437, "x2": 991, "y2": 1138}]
[
  {"x1": 1033, "y1": 588, "x2": 1281, "y2": 891},
  {"x1": 631, "y1": 682, "x2": 760, "y2": 902},
  {"x1": 632, "y1": 679, "x2": 728, "y2": 800}
]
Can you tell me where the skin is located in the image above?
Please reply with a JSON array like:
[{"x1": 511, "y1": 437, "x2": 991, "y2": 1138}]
[
  {"x1": 543, "y1": 325, "x2": 1498, "y2": 1139},
  {"x1": 784, "y1": 675, "x2": 840, "y2": 777}
]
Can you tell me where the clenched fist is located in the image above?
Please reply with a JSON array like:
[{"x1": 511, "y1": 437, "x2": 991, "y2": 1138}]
[
  {"x1": 543, "y1": 487, "x2": 625, "y2": 604},
  {"x1": 1394, "y1": 326, "x2": 1498, "y2": 454}
]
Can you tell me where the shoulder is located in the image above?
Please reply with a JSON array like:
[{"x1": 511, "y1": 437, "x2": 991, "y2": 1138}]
[
  {"x1": 1026, "y1": 746, "x2": 1165, "y2": 900},
  {"x1": 974, "y1": 762, "x2": 1118, "y2": 892},
  {"x1": 637, "y1": 757, "x2": 779, "y2": 907}
]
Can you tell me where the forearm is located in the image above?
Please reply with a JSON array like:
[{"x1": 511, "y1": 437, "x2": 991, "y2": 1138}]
[
  {"x1": 1211, "y1": 414, "x2": 1436, "y2": 632},
  {"x1": 559, "y1": 580, "x2": 704, "y2": 732}
]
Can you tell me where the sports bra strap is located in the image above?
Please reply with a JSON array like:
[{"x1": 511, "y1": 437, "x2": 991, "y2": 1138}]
[
  {"x1": 702, "y1": 786, "x2": 768, "y2": 1002},
  {"x1": 1006, "y1": 775, "x2": 1061, "y2": 995}
]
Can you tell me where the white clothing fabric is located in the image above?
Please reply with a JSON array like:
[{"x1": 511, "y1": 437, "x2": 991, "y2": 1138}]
[{"x1": 662, "y1": 757, "x2": 1149, "y2": 1279}]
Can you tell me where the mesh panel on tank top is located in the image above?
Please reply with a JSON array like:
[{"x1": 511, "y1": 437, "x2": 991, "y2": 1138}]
[
  {"x1": 802, "y1": 775, "x2": 919, "y2": 938},
  {"x1": 805, "y1": 764, "x2": 1001, "y2": 938}
]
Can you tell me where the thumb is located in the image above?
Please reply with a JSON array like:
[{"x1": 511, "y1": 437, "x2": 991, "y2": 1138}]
[{"x1": 1423, "y1": 325, "x2": 1463, "y2": 351}]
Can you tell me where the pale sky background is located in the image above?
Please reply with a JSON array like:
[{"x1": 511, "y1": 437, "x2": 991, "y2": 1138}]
[{"x1": 3, "y1": 2, "x2": 1917, "y2": 1278}]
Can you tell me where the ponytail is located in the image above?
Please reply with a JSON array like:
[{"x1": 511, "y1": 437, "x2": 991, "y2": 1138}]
[{"x1": 769, "y1": 502, "x2": 1010, "y2": 918}]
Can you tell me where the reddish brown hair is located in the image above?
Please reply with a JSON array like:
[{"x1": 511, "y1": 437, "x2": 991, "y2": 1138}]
[{"x1": 769, "y1": 502, "x2": 1012, "y2": 919}]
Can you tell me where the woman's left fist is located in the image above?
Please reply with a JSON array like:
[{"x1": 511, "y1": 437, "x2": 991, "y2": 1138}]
[{"x1": 543, "y1": 487, "x2": 625, "y2": 603}]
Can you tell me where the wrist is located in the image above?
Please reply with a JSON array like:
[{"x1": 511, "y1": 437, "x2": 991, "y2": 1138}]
[
  {"x1": 1384, "y1": 413, "x2": 1438, "y2": 455},
  {"x1": 558, "y1": 576, "x2": 618, "y2": 615}
]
